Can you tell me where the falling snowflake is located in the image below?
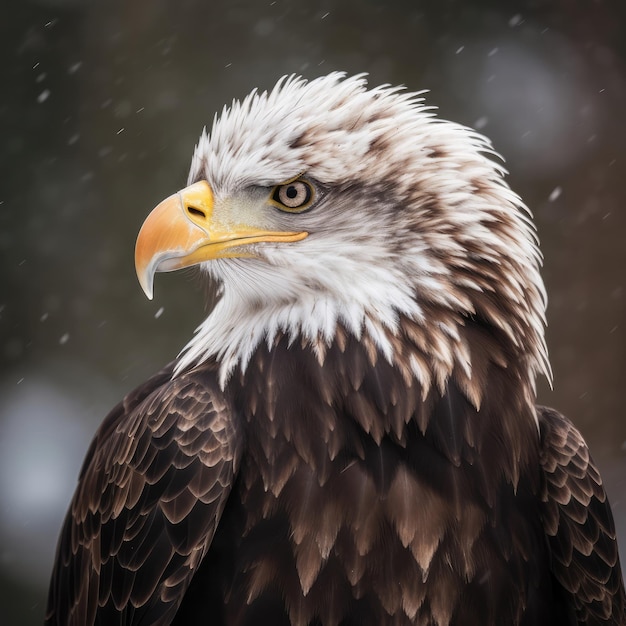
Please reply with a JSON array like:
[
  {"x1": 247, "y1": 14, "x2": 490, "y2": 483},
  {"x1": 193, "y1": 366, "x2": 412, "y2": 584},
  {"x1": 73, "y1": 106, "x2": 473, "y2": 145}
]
[
  {"x1": 548, "y1": 186, "x2": 562, "y2": 202},
  {"x1": 474, "y1": 116, "x2": 488, "y2": 130}
]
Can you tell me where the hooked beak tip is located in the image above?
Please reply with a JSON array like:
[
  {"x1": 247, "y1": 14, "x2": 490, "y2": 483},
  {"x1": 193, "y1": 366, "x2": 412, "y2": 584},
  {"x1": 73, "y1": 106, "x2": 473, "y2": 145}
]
[{"x1": 137, "y1": 267, "x2": 155, "y2": 300}]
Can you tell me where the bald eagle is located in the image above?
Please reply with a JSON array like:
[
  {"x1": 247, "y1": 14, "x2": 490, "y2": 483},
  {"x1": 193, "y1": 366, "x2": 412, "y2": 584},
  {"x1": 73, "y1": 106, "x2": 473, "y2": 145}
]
[{"x1": 45, "y1": 73, "x2": 625, "y2": 626}]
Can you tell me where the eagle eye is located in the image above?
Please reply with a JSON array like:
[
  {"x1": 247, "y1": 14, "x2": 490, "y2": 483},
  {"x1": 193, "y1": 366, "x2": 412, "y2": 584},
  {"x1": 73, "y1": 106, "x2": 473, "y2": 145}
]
[{"x1": 270, "y1": 179, "x2": 314, "y2": 212}]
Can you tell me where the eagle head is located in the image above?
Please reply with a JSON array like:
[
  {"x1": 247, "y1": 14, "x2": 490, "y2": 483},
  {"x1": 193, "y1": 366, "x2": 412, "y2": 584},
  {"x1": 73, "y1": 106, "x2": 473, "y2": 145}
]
[{"x1": 135, "y1": 73, "x2": 549, "y2": 399}]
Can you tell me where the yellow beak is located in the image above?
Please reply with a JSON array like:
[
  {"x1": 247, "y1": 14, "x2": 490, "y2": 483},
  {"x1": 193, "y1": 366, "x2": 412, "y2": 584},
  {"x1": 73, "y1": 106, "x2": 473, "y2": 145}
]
[{"x1": 134, "y1": 181, "x2": 308, "y2": 299}]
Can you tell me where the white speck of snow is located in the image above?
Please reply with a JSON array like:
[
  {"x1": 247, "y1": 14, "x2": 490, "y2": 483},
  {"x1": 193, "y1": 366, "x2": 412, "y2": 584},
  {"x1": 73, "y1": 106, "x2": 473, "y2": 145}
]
[
  {"x1": 548, "y1": 186, "x2": 562, "y2": 202},
  {"x1": 225, "y1": 63, "x2": 232, "y2": 68},
  {"x1": 59, "y1": 333, "x2": 70, "y2": 345},
  {"x1": 36, "y1": 73, "x2": 46, "y2": 83},
  {"x1": 474, "y1": 116, "x2": 488, "y2": 130},
  {"x1": 37, "y1": 90, "x2": 50, "y2": 103},
  {"x1": 17, "y1": 378, "x2": 24, "y2": 385},
  {"x1": 68, "y1": 133, "x2": 80, "y2": 145},
  {"x1": 455, "y1": 46, "x2": 464, "y2": 55},
  {"x1": 155, "y1": 307, "x2": 165, "y2": 319},
  {"x1": 68, "y1": 62, "x2": 82, "y2": 74},
  {"x1": 40, "y1": 313, "x2": 49, "y2": 322},
  {"x1": 321, "y1": 11, "x2": 330, "y2": 18},
  {"x1": 509, "y1": 14, "x2": 523, "y2": 27},
  {"x1": 488, "y1": 47, "x2": 498, "y2": 57},
  {"x1": 117, "y1": 128, "x2": 125, "y2": 135}
]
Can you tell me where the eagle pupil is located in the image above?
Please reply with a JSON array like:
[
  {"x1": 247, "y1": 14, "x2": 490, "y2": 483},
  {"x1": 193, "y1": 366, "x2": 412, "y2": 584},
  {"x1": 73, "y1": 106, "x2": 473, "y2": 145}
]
[{"x1": 286, "y1": 186, "x2": 298, "y2": 199}]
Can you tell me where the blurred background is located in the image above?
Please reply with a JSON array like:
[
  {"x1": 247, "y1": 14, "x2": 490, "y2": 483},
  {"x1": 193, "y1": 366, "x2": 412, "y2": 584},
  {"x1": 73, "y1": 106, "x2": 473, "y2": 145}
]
[{"x1": 1, "y1": 0, "x2": 625, "y2": 623}]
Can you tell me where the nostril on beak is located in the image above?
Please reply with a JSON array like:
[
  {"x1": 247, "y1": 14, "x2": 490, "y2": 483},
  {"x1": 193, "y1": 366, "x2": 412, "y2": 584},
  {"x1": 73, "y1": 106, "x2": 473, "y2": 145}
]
[{"x1": 186, "y1": 205, "x2": 206, "y2": 219}]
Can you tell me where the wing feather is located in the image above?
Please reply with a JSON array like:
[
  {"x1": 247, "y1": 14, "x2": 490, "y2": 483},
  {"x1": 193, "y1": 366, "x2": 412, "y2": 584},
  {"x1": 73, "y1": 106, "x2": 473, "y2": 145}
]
[
  {"x1": 45, "y1": 362, "x2": 242, "y2": 625},
  {"x1": 538, "y1": 406, "x2": 626, "y2": 624}
]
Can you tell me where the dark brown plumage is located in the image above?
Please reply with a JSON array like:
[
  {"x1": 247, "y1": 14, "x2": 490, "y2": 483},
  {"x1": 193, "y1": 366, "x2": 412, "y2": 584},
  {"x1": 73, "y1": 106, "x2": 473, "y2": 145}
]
[{"x1": 45, "y1": 74, "x2": 625, "y2": 625}]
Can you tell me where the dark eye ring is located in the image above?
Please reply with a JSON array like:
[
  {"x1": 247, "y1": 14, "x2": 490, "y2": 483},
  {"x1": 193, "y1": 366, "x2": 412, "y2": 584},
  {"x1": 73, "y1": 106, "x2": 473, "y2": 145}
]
[{"x1": 270, "y1": 179, "x2": 314, "y2": 212}]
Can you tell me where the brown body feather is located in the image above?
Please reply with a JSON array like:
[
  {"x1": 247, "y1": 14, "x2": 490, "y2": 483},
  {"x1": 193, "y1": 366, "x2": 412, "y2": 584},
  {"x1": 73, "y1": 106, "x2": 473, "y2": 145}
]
[{"x1": 45, "y1": 319, "x2": 626, "y2": 625}]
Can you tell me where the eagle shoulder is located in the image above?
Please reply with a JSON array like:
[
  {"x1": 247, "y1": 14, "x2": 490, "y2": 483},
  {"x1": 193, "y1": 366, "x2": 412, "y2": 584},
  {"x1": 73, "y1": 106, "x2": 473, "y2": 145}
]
[
  {"x1": 44, "y1": 361, "x2": 243, "y2": 626},
  {"x1": 538, "y1": 406, "x2": 626, "y2": 624}
]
